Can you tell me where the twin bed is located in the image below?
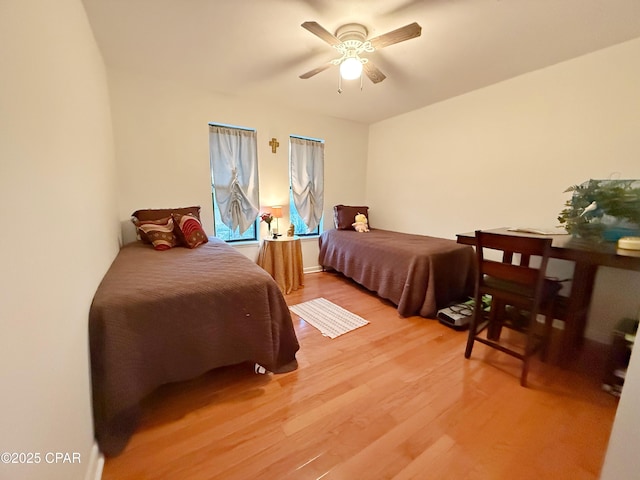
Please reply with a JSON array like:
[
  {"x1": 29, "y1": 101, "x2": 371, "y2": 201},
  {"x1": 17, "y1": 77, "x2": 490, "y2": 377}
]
[
  {"x1": 320, "y1": 205, "x2": 476, "y2": 318},
  {"x1": 89, "y1": 211, "x2": 299, "y2": 456},
  {"x1": 89, "y1": 205, "x2": 474, "y2": 456},
  {"x1": 319, "y1": 229, "x2": 475, "y2": 318}
]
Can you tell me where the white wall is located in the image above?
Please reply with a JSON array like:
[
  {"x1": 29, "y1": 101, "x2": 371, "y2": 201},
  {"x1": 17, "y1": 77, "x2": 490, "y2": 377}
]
[
  {"x1": 367, "y1": 38, "x2": 640, "y2": 342},
  {"x1": 0, "y1": 1, "x2": 119, "y2": 479},
  {"x1": 367, "y1": 37, "x2": 640, "y2": 479},
  {"x1": 108, "y1": 69, "x2": 369, "y2": 268}
]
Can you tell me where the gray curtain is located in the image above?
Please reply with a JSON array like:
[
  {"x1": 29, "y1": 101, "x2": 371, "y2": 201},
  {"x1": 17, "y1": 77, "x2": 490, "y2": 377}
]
[
  {"x1": 209, "y1": 126, "x2": 259, "y2": 234},
  {"x1": 290, "y1": 137, "x2": 324, "y2": 232}
]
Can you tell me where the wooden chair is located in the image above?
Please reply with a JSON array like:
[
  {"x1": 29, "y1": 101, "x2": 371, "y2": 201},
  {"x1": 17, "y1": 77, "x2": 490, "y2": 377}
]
[{"x1": 464, "y1": 230, "x2": 562, "y2": 386}]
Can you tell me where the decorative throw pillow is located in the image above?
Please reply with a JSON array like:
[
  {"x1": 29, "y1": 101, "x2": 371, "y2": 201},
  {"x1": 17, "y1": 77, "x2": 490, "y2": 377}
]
[
  {"x1": 131, "y1": 206, "x2": 202, "y2": 243},
  {"x1": 136, "y1": 217, "x2": 178, "y2": 251},
  {"x1": 173, "y1": 213, "x2": 209, "y2": 249},
  {"x1": 334, "y1": 204, "x2": 370, "y2": 230}
]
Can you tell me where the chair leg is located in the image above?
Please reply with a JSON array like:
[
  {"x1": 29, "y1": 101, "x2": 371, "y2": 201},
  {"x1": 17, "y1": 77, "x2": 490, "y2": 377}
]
[
  {"x1": 465, "y1": 304, "x2": 483, "y2": 359},
  {"x1": 520, "y1": 357, "x2": 529, "y2": 387},
  {"x1": 541, "y1": 313, "x2": 554, "y2": 362},
  {"x1": 521, "y1": 312, "x2": 540, "y2": 387},
  {"x1": 521, "y1": 335, "x2": 533, "y2": 387},
  {"x1": 465, "y1": 317, "x2": 476, "y2": 359},
  {"x1": 488, "y1": 300, "x2": 504, "y2": 340}
]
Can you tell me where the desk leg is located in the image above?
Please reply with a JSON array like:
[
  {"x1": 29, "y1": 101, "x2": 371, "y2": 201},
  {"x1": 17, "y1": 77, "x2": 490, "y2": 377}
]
[{"x1": 560, "y1": 262, "x2": 598, "y2": 363}]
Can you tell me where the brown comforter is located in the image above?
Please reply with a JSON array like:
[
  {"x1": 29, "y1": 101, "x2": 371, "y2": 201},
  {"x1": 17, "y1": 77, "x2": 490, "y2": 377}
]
[
  {"x1": 319, "y1": 229, "x2": 475, "y2": 317},
  {"x1": 89, "y1": 238, "x2": 299, "y2": 456}
]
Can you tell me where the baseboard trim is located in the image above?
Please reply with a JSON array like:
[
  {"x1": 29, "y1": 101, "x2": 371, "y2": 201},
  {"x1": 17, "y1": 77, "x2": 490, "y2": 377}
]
[
  {"x1": 304, "y1": 266, "x2": 323, "y2": 274},
  {"x1": 84, "y1": 442, "x2": 104, "y2": 480}
]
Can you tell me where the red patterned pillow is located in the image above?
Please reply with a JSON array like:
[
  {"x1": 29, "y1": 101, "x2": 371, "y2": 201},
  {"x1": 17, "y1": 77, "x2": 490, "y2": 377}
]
[
  {"x1": 173, "y1": 213, "x2": 209, "y2": 249},
  {"x1": 131, "y1": 206, "x2": 201, "y2": 243},
  {"x1": 136, "y1": 217, "x2": 178, "y2": 251}
]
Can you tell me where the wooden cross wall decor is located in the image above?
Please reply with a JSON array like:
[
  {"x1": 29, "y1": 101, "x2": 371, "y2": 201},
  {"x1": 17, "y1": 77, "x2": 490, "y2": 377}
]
[{"x1": 269, "y1": 137, "x2": 280, "y2": 153}]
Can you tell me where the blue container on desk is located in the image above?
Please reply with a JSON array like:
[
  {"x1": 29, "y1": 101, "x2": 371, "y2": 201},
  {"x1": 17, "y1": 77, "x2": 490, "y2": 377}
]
[{"x1": 602, "y1": 226, "x2": 640, "y2": 242}]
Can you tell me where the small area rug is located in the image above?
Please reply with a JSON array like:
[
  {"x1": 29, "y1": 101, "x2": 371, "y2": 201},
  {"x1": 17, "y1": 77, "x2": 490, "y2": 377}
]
[{"x1": 289, "y1": 297, "x2": 369, "y2": 339}]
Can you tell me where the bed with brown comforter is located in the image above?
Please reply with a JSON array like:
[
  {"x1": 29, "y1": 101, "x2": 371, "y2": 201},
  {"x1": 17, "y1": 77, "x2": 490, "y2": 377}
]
[
  {"x1": 89, "y1": 238, "x2": 299, "y2": 456},
  {"x1": 319, "y1": 228, "x2": 475, "y2": 318}
]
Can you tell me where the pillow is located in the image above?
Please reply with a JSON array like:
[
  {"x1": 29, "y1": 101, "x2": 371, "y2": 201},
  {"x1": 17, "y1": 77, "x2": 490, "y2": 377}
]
[
  {"x1": 334, "y1": 205, "x2": 370, "y2": 230},
  {"x1": 131, "y1": 206, "x2": 201, "y2": 243},
  {"x1": 132, "y1": 205, "x2": 201, "y2": 222},
  {"x1": 173, "y1": 213, "x2": 209, "y2": 249},
  {"x1": 132, "y1": 219, "x2": 153, "y2": 244},
  {"x1": 135, "y1": 217, "x2": 178, "y2": 251}
]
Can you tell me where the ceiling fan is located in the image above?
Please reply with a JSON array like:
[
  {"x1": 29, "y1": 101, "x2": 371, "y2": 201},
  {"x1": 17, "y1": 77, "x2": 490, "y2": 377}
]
[{"x1": 299, "y1": 20, "x2": 422, "y2": 85}]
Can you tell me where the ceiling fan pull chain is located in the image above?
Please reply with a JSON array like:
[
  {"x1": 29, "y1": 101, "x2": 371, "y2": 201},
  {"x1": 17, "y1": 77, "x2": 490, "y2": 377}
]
[{"x1": 337, "y1": 70, "x2": 343, "y2": 94}]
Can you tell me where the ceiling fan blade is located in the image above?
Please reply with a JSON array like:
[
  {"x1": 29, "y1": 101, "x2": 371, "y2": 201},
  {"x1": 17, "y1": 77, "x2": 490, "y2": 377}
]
[
  {"x1": 363, "y1": 61, "x2": 386, "y2": 84},
  {"x1": 299, "y1": 62, "x2": 334, "y2": 79},
  {"x1": 369, "y1": 22, "x2": 422, "y2": 49},
  {"x1": 301, "y1": 21, "x2": 341, "y2": 46}
]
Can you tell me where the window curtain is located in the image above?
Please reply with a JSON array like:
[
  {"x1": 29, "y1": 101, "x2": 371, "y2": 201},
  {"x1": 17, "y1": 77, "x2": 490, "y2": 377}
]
[
  {"x1": 209, "y1": 126, "x2": 259, "y2": 234},
  {"x1": 290, "y1": 137, "x2": 324, "y2": 232}
]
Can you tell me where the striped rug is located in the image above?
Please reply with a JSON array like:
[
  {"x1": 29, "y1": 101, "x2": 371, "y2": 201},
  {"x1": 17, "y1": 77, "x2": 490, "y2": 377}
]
[{"x1": 289, "y1": 297, "x2": 369, "y2": 339}]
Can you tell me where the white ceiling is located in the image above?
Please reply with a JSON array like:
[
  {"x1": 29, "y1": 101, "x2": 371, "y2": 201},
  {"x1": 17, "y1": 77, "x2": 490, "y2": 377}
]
[{"x1": 82, "y1": 0, "x2": 640, "y2": 125}]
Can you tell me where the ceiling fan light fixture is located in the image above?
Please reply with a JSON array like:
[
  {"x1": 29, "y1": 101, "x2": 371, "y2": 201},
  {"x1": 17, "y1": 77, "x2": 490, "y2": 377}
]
[
  {"x1": 339, "y1": 57, "x2": 363, "y2": 80},
  {"x1": 299, "y1": 20, "x2": 420, "y2": 85}
]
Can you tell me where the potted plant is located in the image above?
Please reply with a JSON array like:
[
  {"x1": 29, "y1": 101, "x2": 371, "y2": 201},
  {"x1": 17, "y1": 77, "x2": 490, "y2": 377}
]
[{"x1": 558, "y1": 179, "x2": 640, "y2": 242}]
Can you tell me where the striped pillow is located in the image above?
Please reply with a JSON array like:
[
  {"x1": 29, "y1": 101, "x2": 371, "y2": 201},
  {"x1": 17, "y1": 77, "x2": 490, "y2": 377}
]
[
  {"x1": 173, "y1": 213, "x2": 208, "y2": 249},
  {"x1": 131, "y1": 206, "x2": 201, "y2": 243},
  {"x1": 136, "y1": 217, "x2": 178, "y2": 251}
]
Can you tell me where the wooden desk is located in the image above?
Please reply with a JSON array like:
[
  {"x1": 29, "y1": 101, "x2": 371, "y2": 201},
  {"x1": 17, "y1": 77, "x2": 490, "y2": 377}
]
[
  {"x1": 257, "y1": 236, "x2": 304, "y2": 294},
  {"x1": 457, "y1": 228, "x2": 640, "y2": 362}
]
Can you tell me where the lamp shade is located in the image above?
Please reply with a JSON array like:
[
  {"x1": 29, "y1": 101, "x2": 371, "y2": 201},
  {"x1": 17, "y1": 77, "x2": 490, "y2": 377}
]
[
  {"x1": 340, "y1": 57, "x2": 363, "y2": 80},
  {"x1": 271, "y1": 206, "x2": 283, "y2": 218}
]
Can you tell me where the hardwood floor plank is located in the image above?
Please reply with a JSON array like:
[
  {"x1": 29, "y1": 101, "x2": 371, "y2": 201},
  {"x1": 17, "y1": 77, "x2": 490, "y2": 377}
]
[{"x1": 102, "y1": 271, "x2": 618, "y2": 479}]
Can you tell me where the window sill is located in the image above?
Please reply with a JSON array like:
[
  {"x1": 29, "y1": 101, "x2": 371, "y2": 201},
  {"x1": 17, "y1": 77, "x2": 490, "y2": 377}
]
[
  {"x1": 298, "y1": 235, "x2": 320, "y2": 241},
  {"x1": 226, "y1": 239, "x2": 260, "y2": 247}
]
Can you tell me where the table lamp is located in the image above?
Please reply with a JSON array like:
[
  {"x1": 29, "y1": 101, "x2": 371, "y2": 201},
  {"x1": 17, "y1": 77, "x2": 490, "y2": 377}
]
[{"x1": 271, "y1": 206, "x2": 283, "y2": 234}]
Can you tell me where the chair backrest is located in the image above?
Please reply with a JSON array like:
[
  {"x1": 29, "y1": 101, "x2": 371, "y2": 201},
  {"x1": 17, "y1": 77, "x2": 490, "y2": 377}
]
[{"x1": 474, "y1": 230, "x2": 553, "y2": 308}]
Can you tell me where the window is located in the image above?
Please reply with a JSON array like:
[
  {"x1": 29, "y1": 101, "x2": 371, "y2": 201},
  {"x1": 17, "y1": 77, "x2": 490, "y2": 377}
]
[
  {"x1": 210, "y1": 189, "x2": 257, "y2": 242},
  {"x1": 209, "y1": 124, "x2": 260, "y2": 242},
  {"x1": 288, "y1": 188, "x2": 320, "y2": 236},
  {"x1": 289, "y1": 135, "x2": 324, "y2": 236}
]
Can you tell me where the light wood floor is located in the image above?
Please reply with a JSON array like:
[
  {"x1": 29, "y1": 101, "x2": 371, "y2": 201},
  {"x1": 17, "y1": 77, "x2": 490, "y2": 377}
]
[{"x1": 102, "y1": 271, "x2": 618, "y2": 480}]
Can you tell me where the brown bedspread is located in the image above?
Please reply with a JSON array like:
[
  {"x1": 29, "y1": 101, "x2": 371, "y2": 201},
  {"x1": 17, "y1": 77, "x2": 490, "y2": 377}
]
[
  {"x1": 319, "y1": 229, "x2": 475, "y2": 317},
  {"x1": 89, "y1": 238, "x2": 299, "y2": 456}
]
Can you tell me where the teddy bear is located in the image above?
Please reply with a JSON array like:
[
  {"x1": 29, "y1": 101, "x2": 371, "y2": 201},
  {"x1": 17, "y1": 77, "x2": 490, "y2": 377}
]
[{"x1": 352, "y1": 212, "x2": 370, "y2": 233}]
